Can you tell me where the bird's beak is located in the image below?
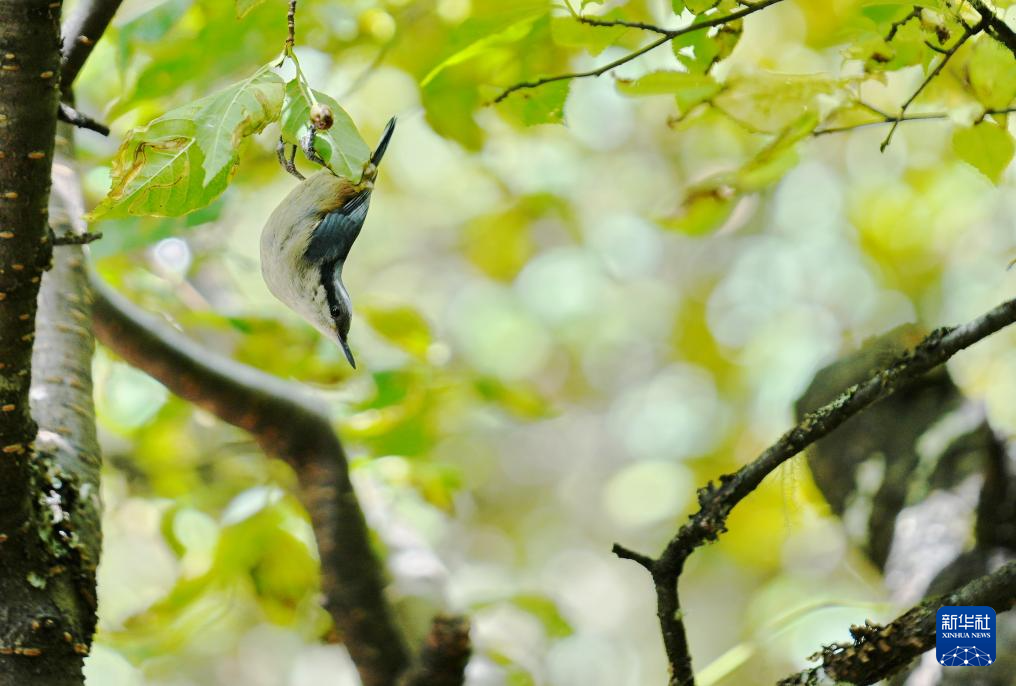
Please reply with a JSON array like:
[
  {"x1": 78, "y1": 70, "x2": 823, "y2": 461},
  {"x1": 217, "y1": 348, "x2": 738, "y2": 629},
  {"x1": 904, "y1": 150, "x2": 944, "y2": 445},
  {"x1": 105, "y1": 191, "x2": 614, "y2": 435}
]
[
  {"x1": 339, "y1": 337, "x2": 356, "y2": 369},
  {"x1": 370, "y1": 117, "x2": 396, "y2": 167}
]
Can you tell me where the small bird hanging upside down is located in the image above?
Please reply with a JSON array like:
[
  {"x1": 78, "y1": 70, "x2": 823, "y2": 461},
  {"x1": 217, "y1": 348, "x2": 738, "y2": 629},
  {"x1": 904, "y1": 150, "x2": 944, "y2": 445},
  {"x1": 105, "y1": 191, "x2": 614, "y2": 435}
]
[{"x1": 260, "y1": 117, "x2": 396, "y2": 368}]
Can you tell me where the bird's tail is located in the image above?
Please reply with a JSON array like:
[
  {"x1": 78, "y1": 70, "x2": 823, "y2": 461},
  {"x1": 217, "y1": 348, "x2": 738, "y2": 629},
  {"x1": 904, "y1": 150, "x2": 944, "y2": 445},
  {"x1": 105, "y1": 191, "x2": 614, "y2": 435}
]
[{"x1": 371, "y1": 117, "x2": 397, "y2": 167}]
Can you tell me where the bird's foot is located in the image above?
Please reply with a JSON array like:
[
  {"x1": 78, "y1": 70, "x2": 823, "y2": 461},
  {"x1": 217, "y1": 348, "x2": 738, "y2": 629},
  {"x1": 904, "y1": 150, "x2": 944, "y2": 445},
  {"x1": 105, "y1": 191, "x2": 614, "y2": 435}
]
[
  {"x1": 277, "y1": 137, "x2": 305, "y2": 180},
  {"x1": 299, "y1": 128, "x2": 328, "y2": 168}
]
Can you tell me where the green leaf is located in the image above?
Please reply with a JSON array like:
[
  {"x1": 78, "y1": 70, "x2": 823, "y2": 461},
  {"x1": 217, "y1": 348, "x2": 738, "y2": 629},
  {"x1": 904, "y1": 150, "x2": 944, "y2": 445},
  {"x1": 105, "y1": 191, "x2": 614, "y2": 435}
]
[
  {"x1": 550, "y1": 13, "x2": 625, "y2": 56},
  {"x1": 193, "y1": 65, "x2": 284, "y2": 184},
  {"x1": 967, "y1": 37, "x2": 1016, "y2": 110},
  {"x1": 616, "y1": 71, "x2": 721, "y2": 115},
  {"x1": 736, "y1": 112, "x2": 817, "y2": 190},
  {"x1": 714, "y1": 73, "x2": 850, "y2": 132},
  {"x1": 686, "y1": 0, "x2": 720, "y2": 12},
  {"x1": 280, "y1": 81, "x2": 370, "y2": 179},
  {"x1": 421, "y1": 72, "x2": 484, "y2": 151},
  {"x1": 361, "y1": 303, "x2": 433, "y2": 359},
  {"x1": 235, "y1": 0, "x2": 268, "y2": 19},
  {"x1": 89, "y1": 65, "x2": 284, "y2": 219},
  {"x1": 89, "y1": 105, "x2": 230, "y2": 219},
  {"x1": 660, "y1": 187, "x2": 735, "y2": 235},
  {"x1": 497, "y1": 80, "x2": 569, "y2": 125},
  {"x1": 474, "y1": 378, "x2": 554, "y2": 419},
  {"x1": 672, "y1": 19, "x2": 721, "y2": 74},
  {"x1": 953, "y1": 121, "x2": 1015, "y2": 184},
  {"x1": 672, "y1": 1, "x2": 686, "y2": 12},
  {"x1": 420, "y1": 1, "x2": 549, "y2": 87}
]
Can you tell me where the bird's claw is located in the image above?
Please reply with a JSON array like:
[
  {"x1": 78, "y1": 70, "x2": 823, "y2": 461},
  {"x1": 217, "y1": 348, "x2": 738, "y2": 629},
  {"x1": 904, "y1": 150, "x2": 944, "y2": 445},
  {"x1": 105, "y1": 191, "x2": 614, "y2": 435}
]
[
  {"x1": 300, "y1": 128, "x2": 328, "y2": 168},
  {"x1": 277, "y1": 137, "x2": 305, "y2": 180}
]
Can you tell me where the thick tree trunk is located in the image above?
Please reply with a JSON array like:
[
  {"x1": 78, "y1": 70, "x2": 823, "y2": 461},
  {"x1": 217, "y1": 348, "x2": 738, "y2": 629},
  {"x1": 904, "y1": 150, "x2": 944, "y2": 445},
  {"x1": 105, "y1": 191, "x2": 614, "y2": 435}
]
[{"x1": 0, "y1": 3, "x2": 101, "y2": 685}]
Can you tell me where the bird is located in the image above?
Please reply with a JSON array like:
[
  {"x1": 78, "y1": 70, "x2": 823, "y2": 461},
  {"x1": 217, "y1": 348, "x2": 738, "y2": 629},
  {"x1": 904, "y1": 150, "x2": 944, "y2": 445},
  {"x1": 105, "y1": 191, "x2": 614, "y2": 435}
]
[{"x1": 260, "y1": 117, "x2": 396, "y2": 368}]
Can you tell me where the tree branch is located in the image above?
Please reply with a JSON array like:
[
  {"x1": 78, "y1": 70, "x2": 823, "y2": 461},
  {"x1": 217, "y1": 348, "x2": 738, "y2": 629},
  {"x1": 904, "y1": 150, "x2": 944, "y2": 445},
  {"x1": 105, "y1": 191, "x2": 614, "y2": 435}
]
[
  {"x1": 60, "y1": 0, "x2": 125, "y2": 92},
  {"x1": 492, "y1": 0, "x2": 786, "y2": 104},
  {"x1": 814, "y1": 106, "x2": 1016, "y2": 137},
  {"x1": 286, "y1": 0, "x2": 297, "y2": 52},
  {"x1": 971, "y1": 0, "x2": 1016, "y2": 56},
  {"x1": 614, "y1": 295, "x2": 1016, "y2": 686},
  {"x1": 576, "y1": 15, "x2": 672, "y2": 36},
  {"x1": 398, "y1": 616, "x2": 471, "y2": 686},
  {"x1": 57, "y1": 104, "x2": 109, "y2": 137},
  {"x1": 51, "y1": 230, "x2": 101, "y2": 246},
  {"x1": 779, "y1": 560, "x2": 1016, "y2": 685},
  {"x1": 89, "y1": 279, "x2": 412, "y2": 686},
  {"x1": 0, "y1": 2, "x2": 97, "y2": 683},
  {"x1": 880, "y1": 21, "x2": 981, "y2": 151}
]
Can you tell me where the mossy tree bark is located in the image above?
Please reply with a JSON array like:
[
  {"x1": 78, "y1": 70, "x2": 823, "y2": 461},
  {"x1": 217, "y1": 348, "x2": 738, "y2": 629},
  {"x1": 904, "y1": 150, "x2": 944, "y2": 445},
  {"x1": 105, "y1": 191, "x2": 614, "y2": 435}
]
[{"x1": 0, "y1": 3, "x2": 102, "y2": 685}]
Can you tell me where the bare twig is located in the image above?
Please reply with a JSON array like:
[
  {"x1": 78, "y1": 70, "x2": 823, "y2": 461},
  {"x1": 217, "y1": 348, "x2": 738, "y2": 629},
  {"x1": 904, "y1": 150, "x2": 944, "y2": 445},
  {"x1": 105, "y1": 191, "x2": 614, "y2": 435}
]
[
  {"x1": 493, "y1": 0, "x2": 786, "y2": 103},
  {"x1": 61, "y1": 0, "x2": 125, "y2": 92},
  {"x1": 779, "y1": 560, "x2": 1016, "y2": 685},
  {"x1": 813, "y1": 106, "x2": 1016, "y2": 136},
  {"x1": 577, "y1": 15, "x2": 672, "y2": 36},
  {"x1": 614, "y1": 296, "x2": 1016, "y2": 686},
  {"x1": 89, "y1": 280, "x2": 412, "y2": 686},
  {"x1": 57, "y1": 102, "x2": 109, "y2": 136},
  {"x1": 971, "y1": 0, "x2": 1016, "y2": 56},
  {"x1": 52, "y1": 230, "x2": 102, "y2": 246},
  {"x1": 886, "y1": 7, "x2": 921, "y2": 42},
  {"x1": 881, "y1": 21, "x2": 982, "y2": 151},
  {"x1": 286, "y1": 0, "x2": 297, "y2": 51}
]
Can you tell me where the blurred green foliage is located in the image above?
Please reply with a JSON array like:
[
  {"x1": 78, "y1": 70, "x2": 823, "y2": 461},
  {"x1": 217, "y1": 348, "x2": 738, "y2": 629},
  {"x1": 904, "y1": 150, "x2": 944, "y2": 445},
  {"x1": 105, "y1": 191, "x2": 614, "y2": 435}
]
[{"x1": 76, "y1": 0, "x2": 1016, "y2": 684}]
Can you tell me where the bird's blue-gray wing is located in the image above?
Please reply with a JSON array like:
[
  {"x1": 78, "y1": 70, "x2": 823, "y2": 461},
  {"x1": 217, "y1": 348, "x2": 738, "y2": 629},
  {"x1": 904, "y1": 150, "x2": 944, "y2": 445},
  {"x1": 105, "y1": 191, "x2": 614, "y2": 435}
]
[{"x1": 304, "y1": 190, "x2": 371, "y2": 264}]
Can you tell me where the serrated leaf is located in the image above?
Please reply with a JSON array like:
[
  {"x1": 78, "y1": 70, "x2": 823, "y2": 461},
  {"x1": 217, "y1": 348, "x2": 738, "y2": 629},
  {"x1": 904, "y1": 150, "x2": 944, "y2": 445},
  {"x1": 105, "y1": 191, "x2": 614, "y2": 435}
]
[
  {"x1": 616, "y1": 71, "x2": 721, "y2": 115},
  {"x1": 89, "y1": 65, "x2": 284, "y2": 219},
  {"x1": 280, "y1": 81, "x2": 370, "y2": 179},
  {"x1": 194, "y1": 65, "x2": 284, "y2": 184},
  {"x1": 497, "y1": 80, "x2": 569, "y2": 125},
  {"x1": 88, "y1": 105, "x2": 233, "y2": 219},
  {"x1": 235, "y1": 0, "x2": 268, "y2": 19},
  {"x1": 953, "y1": 121, "x2": 1015, "y2": 184}
]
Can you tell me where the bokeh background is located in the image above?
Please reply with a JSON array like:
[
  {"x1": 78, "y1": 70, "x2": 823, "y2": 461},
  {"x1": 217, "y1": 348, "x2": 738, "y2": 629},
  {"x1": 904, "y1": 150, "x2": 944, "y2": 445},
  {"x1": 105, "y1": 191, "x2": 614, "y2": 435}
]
[{"x1": 66, "y1": 0, "x2": 1016, "y2": 684}]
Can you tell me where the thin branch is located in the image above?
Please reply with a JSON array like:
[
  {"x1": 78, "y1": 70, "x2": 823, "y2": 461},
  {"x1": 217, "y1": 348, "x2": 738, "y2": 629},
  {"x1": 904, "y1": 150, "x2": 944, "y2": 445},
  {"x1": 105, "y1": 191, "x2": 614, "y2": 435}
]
[
  {"x1": 61, "y1": 0, "x2": 125, "y2": 92},
  {"x1": 880, "y1": 21, "x2": 981, "y2": 151},
  {"x1": 57, "y1": 103, "x2": 109, "y2": 136},
  {"x1": 971, "y1": 0, "x2": 1016, "y2": 56},
  {"x1": 886, "y1": 7, "x2": 921, "y2": 42},
  {"x1": 286, "y1": 0, "x2": 297, "y2": 52},
  {"x1": 52, "y1": 230, "x2": 102, "y2": 246},
  {"x1": 611, "y1": 543, "x2": 654, "y2": 571},
  {"x1": 577, "y1": 15, "x2": 672, "y2": 36},
  {"x1": 493, "y1": 0, "x2": 786, "y2": 103},
  {"x1": 813, "y1": 106, "x2": 1016, "y2": 136},
  {"x1": 779, "y1": 560, "x2": 1016, "y2": 685},
  {"x1": 89, "y1": 279, "x2": 412, "y2": 686},
  {"x1": 613, "y1": 296, "x2": 1016, "y2": 686}
]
